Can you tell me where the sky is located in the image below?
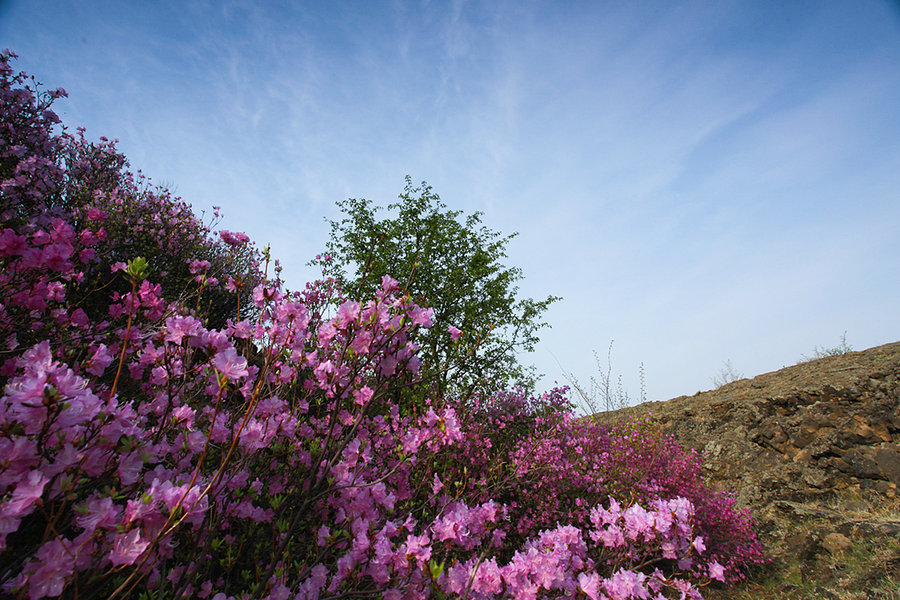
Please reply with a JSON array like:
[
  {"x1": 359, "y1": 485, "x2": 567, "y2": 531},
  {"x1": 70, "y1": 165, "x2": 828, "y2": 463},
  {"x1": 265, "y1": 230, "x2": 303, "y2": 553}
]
[{"x1": 2, "y1": 1, "x2": 899, "y2": 407}]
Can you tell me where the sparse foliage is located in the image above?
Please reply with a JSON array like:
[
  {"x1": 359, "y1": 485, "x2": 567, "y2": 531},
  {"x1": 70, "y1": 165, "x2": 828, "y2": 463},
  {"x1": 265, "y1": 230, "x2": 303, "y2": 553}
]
[
  {"x1": 563, "y1": 340, "x2": 646, "y2": 415},
  {"x1": 800, "y1": 331, "x2": 854, "y2": 362},
  {"x1": 712, "y1": 359, "x2": 744, "y2": 389}
]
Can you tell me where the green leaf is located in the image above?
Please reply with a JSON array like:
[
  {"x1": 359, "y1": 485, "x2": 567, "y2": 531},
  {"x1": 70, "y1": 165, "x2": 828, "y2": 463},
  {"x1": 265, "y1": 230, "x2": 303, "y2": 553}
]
[
  {"x1": 428, "y1": 558, "x2": 445, "y2": 580},
  {"x1": 126, "y1": 256, "x2": 149, "y2": 281}
]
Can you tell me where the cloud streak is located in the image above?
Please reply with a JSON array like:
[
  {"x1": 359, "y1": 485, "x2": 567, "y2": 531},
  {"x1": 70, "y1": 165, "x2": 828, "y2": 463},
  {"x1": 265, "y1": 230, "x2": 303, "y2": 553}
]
[{"x1": 3, "y1": 0, "x2": 898, "y2": 403}]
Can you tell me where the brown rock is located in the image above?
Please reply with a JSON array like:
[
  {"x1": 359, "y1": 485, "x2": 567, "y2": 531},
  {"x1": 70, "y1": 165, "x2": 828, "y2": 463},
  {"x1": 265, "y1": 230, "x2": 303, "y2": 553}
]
[
  {"x1": 821, "y1": 532, "x2": 853, "y2": 554},
  {"x1": 785, "y1": 531, "x2": 817, "y2": 560},
  {"x1": 845, "y1": 416, "x2": 875, "y2": 442},
  {"x1": 874, "y1": 446, "x2": 900, "y2": 484},
  {"x1": 871, "y1": 421, "x2": 892, "y2": 443},
  {"x1": 846, "y1": 449, "x2": 882, "y2": 479}
]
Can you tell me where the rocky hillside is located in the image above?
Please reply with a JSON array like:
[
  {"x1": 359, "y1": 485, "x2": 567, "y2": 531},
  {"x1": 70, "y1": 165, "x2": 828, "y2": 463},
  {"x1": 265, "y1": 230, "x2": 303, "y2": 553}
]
[{"x1": 596, "y1": 341, "x2": 900, "y2": 599}]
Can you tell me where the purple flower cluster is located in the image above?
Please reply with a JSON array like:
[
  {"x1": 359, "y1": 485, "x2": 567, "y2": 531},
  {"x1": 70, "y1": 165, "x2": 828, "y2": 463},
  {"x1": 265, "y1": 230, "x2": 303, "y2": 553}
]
[{"x1": 0, "y1": 50, "x2": 764, "y2": 600}]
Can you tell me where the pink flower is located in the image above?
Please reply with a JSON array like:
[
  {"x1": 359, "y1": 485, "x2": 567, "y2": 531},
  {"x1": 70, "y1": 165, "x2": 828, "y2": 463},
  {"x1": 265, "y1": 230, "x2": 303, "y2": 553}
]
[
  {"x1": 163, "y1": 315, "x2": 203, "y2": 345},
  {"x1": 86, "y1": 207, "x2": 107, "y2": 221},
  {"x1": 381, "y1": 275, "x2": 399, "y2": 292},
  {"x1": 578, "y1": 572, "x2": 602, "y2": 600},
  {"x1": 448, "y1": 325, "x2": 462, "y2": 341},
  {"x1": 408, "y1": 306, "x2": 433, "y2": 327},
  {"x1": 623, "y1": 504, "x2": 654, "y2": 541},
  {"x1": 218, "y1": 230, "x2": 250, "y2": 247},
  {"x1": 708, "y1": 560, "x2": 725, "y2": 582},
  {"x1": 317, "y1": 525, "x2": 330, "y2": 546},
  {"x1": 353, "y1": 386, "x2": 374, "y2": 407},
  {"x1": 335, "y1": 301, "x2": 361, "y2": 329},
  {"x1": 350, "y1": 330, "x2": 372, "y2": 354},
  {"x1": 604, "y1": 569, "x2": 647, "y2": 600},
  {"x1": 213, "y1": 347, "x2": 248, "y2": 381},
  {"x1": 3, "y1": 470, "x2": 47, "y2": 518},
  {"x1": 0, "y1": 228, "x2": 27, "y2": 256},
  {"x1": 26, "y1": 539, "x2": 75, "y2": 599},
  {"x1": 188, "y1": 259, "x2": 211, "y2": 275},
  {"x1": 75, "y1": 496, "x2": 118, "y2": 535},
  {"x1": 109, "y1": 529, "x2": 150, "y2": 566},
  {"x1": 471, "y1": 557, "x2": 503, "y2": 595},
  {"x1": 403, "y1": 533, "x2": 431, "y2": 566},
  {"x1": 69, "y1": 308, "x2": 89, "y2": 328},
  {"x1": 445, "y1": 562, "x2": 472, "y2": 595},
  {"x1": 117, "y1": 451, "x2": 144, "y2": 485},
  {"x1": 83, "y1": 343, "x2": 112, "y2": 376},
  {"x1": 692, "y1": 536, "x2": 706, "y2": 554}
]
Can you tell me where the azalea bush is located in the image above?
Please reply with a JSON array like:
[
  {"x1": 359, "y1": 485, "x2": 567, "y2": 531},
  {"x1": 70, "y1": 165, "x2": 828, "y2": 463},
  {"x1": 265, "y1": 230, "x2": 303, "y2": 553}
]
[
  {"x1": 0, "y1": 50, "x2": 764, "y2": 600},
  {"x1": 502, "y1": 414, "x2": 766, "y2": 582}
]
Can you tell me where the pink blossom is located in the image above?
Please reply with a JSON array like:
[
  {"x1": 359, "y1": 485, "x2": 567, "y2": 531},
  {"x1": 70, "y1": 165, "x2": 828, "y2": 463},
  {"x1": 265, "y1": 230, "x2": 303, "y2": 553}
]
[
  {"x1": 350, "y1": 330, "x2": 372, "y2": 354},
  {"x1": 708, "y1": 560, "x2": 725, "y2": 582},
  {"x1": 75, "y1": 496, "x2": 119, "y2": 535},
  {"x1": 25, "y1": 539, "x2": 75, "y2": 599},
  {"x1": 604, "y1": 569, "x2": 647, "y2": 600},
  {"x1": 2, "y1": 470, "x2": 47, "y2": 518},
  {"x1": 403, "y1": 533, "x2": 431, "y2": 566},
  {"x1": 381, "y1": 275, "x2": 399, "y2": 292},
  {"x1": 213, "y1": 347, "x2": 248, "y2": 381},
  {"x1": 472, "y1": 557, "x2": 503, "y2": 595},
  {"x1": 335, "y1": 300, "x2": 361, "y2": 329},
  {"x1": 0, "y1": 228, "x2": 27, "y2": 256},
  {"x1": 188, "y1": 259, "x2": 211, "y2": 275},
  {"x1": 692, "y1": 536, "x2": 706, "y2": 554},
  {"x1": 218, "y1": 230, "x2": 250, "y2": 247},
  {"x1": 117, "y1": 451, "x2": 144, "y2": 485},
  {"x1": 353, "y1": 386, "x2": 374, "y2": 407},
  {"x1": 83, "y1": 343, "x2": 111, "y2": 375},
  {"x1": 623, "y1": 503, "x2": 654, "y2": 540},
  {"x1": 448, "y1": 325, "x2": 462, "y2": 341},
  {"x1": 578, "y1": 572, "x2": 603, "y2": 600},
  {"x1": 163, "y1": 315, "x2": 203, "y2": 345},
  {"x1": 408, "y1": 306, "x2": 433, "y2": 327}
]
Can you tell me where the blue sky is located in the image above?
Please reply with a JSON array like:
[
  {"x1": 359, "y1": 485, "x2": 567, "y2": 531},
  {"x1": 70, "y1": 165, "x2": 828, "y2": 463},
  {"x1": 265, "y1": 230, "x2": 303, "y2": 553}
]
[{"x1": 3, "y1": 1, "x2": 899, "y2": 405}]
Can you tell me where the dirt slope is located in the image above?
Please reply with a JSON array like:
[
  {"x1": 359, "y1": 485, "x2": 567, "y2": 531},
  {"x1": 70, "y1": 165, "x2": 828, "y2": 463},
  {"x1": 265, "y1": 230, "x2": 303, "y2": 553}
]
[{"x1": 596, "y1": 342, "x2": 900, "y2": 599}]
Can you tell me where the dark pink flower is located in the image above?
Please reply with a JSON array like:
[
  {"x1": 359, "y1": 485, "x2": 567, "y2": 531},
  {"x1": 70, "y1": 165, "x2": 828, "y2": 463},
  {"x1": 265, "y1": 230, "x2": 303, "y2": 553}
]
[
  {"x1": 3, "y1": 470, "x2": 47, "y2": 518},
  {"x1": 109, "y1": 529, "x2": 150, "y2": 566},
  {"x1": 26, "y1": 539, "x2": 74, "y2": 599},
  {"x1": 218, "y1": 230, "x2": 250, "y2": 247},
  {"x1": 353, "y1": 386, "x2": 374, "y2": 407}
]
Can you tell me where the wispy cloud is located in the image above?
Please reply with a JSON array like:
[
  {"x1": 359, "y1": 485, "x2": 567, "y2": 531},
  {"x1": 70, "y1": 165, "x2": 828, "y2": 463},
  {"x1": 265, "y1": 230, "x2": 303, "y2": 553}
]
[{"x1": 3, "y1": 0, "x2": 898, "y2": 402}]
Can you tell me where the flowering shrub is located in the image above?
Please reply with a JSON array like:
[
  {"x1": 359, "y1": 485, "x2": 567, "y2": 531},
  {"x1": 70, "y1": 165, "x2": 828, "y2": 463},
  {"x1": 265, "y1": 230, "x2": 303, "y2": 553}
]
[
  {"x1": 434, "y1": 388, "x2": 766, "y2": 582},
  {"x1": 440, "y1": 496, "x2": 725, "y2": 600},
  {"x1": 496, "y1": 408, "x2": 766, "y2": 582},
  {"x1": 0, "y1": 50, "x2": 763, "y2": 599}
]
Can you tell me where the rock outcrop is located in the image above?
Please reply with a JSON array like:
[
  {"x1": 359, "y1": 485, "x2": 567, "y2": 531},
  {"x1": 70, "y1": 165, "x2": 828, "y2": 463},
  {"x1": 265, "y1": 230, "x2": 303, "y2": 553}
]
[{"x1": 597, "y1": 341, "x2": 900, "y2": 599}]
